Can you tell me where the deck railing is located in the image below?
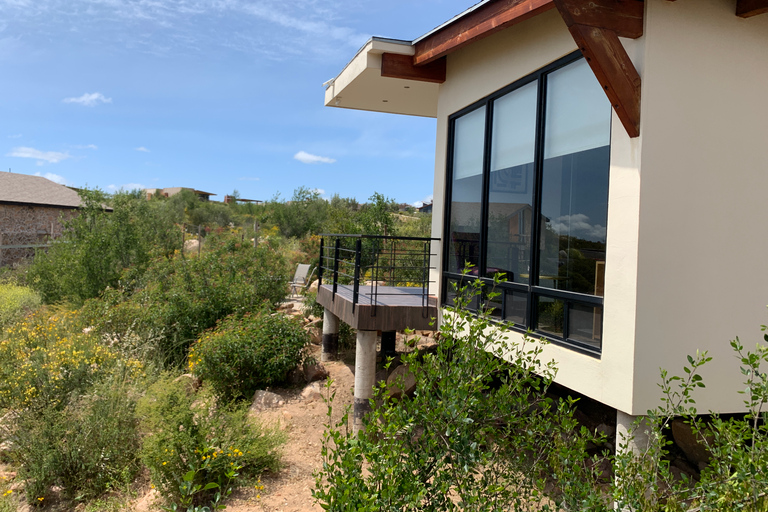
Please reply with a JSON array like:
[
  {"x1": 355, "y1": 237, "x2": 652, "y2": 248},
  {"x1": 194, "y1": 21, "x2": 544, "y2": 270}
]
[{"x1": 318, "y1": 234, "x2": 440, "y2": 316}]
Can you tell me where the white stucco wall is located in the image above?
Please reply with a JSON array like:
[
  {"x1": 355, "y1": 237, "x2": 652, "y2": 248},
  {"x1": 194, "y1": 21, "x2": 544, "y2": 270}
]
[
  {"x1": 632, "y1": 0, "x2": 768, "y2": 414},
  {"x1": 430, "y1": 0, "x2": 768, "y2": 416}
]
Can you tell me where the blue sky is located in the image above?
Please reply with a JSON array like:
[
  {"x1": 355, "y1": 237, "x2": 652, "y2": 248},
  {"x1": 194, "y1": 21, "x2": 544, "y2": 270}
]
[{"x1": 1, "y1": 0, "x2": 472, "y2": 205}]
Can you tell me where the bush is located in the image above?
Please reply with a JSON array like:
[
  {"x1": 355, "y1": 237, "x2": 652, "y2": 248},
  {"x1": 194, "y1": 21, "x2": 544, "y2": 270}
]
[
  {"x1": 0, "y1": 307, "x2": 143, "y2": 411},
  {"x1": 314, "y1": 275, "x2": 605, "y2": 511},
  {"x1": 0, "y1": 283, "x2": 40, "y2": 332},
  {"x1": 137, "y1": 376, "x2": 284, "y2": 509},
  {"x1": 189, "y1": 311, "x2": 309, "y2": 401},
  {"x1": 5, "y1": 376, "x2": 141, "y2": 504},
  {"x1": 80, "y1": 238, "x2": 289, "y2": 368}
]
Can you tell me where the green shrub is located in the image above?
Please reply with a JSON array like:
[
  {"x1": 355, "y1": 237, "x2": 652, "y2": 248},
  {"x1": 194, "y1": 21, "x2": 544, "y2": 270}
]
[
  {"x1": 189, "y1": 311, "x2": 309, "y2": 401},
  {"x1": 78, "y1": 238, "x2": 289, "y2": 368},
  {"x1": 314, "y1": 275, "x2": 606, "y2": 511},
  {"x1": 6, "y1": 377, "x2": 141, "y2": 504},
  {"x1": 137, "y1": 376, "x2": 284, "y2": 509},
  {"x1": 0, "y1": 283, "x2": 40, "y2": 332}
]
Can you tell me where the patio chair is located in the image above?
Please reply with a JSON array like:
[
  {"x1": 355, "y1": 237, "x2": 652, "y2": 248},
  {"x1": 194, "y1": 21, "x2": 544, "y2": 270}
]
[{"x1": 289, "y1": 264, "x2": 315, "y2": 297}]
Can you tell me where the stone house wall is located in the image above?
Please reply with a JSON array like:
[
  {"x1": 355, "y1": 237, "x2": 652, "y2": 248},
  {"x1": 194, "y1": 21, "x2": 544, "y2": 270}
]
[{"x1": 0, "y1": 204, "x2": 79, "y2": 266}]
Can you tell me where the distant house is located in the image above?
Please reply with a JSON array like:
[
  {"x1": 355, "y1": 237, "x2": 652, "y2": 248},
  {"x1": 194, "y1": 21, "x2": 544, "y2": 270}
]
[
  {"x1": 224, "y1": 195, "x2": 263, "y2": 205},
  {"x1": 417, "y1": 201, "x2": 433, "y2": 214},
  {"x1": 0, "y1": 173, "x2": 84, "y2": 266},
  {"x1": 145, "y1": 187, "x2": 216, "y2": 201}
]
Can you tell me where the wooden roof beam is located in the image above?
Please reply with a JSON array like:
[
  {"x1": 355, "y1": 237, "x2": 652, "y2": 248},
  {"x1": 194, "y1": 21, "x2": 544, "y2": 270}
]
[
  {"x1": 736, "y1": 0, "x2": 768, "y2": 17},
  {"x1": 554, "y1": 0, "x2": 643, "y2": 138},
  {"x1": 555, "y1": 0, "x2": 644, "y2": 38},
  {"x1": 413, "y1": 0, "x2": 555, "y2": 66},
  {"x1": 381, "y1": 53, "x2": 446, "y2": 83}
]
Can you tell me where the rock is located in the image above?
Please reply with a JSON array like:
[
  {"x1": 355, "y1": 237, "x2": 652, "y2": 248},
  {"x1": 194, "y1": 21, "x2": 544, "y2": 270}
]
[
  {"x1": 375, "y1": 369, "x2": 389, "y2": 384},
  {"x1": 421, "y1": 330, "x2": 433, "y2": 338},
  {"x1": 386, "y1": 364, "x2": 417, "y2": 400},
  {"x1": 671, "y1": 418, "x2": 713, "y2": 469},
  {"x1": 303, "y1": 362, "x2": 329, "y2": 383},
  {"x1": 301, "y1": 382, "x2": 324, "y2": 401},
  {"x1": 250, "y1": 390, "x2": 284, "y2": 412},
  {"x1": 308, "y1": 280, "x2": 319, "y2": 293},
  {"x1": 307, "y1": 326, "x2": 322, "y2": 345},
  {"x1": 308, "y1": 315, "x2": 320, "y2": 323},
  {"x1": 277, "y1": 302, "x2": 295, "y2": 312},
  {"x1": 184, "y1": 239, "x2": 201, "y2": 253},
  {"x1": 173, "y1": 373, "x2": 200, "y2": 394}
]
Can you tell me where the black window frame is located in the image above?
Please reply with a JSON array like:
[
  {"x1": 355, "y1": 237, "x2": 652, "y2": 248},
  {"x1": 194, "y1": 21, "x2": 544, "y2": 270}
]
[{"x1": 441, "y1": 51, "x2": 610, "y2": 357}]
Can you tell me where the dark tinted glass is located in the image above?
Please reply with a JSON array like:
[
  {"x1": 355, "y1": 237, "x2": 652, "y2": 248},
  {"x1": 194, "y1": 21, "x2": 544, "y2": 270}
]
[
  {"x1": 569, "y1": 303, "x2": 602, "y2": 350},
  {"x1": 485, "y1": 81, "x2": 537, "y2": 283},
  {"x1": 504, "y1": 290, "x2": 527, "y2": 326},
  {"x1": 537, "y1": 296, "x2": 564, "y2": 337},
  {"x1": 538, "y1": 59, "x2": 610, "y2": 296},
  {"x1": 447, "y1": 106, "x2": 486, "y2": 275}
]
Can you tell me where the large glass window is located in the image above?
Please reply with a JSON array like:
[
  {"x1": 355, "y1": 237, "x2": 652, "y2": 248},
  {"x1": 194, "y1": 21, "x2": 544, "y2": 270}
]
[{"x1": 443, "y1": 54, "x2": 610, "y2": 355}]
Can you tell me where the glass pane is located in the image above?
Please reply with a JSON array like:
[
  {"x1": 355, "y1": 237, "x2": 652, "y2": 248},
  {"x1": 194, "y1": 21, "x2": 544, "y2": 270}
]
[
  {"x1": 485, "y1": 290, "x2": 502, "y2": 319},
  {"x1": 539, "y1": 60, "x2": 611, "y2": 296},
  {"x1": 444, "y1": 278, "x2": 479, "y2": 311},
  {"x1": 504, "y1": 290, "x2": 527, "y2": 326},
  {"x1": 486, "y1": 81, "x2": 537, "y2": 284},
  {"x1": 537, "y1": 296, "x2": 564, "y2": 337},
  {"x1": 448, "y1": 106, "x2": 486, "y2": 275},
  {"x1": 569, "y1": 303, "x2": 602, "y2": 350}
]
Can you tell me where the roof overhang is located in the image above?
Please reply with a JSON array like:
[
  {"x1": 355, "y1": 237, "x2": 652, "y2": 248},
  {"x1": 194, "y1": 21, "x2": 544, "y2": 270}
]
[
  {"x1": 324, "y1": 38, "x2": 443, "y2": 118},
  {"x1": 325, "y1": 0, "x2": 767, "y2": 137}
]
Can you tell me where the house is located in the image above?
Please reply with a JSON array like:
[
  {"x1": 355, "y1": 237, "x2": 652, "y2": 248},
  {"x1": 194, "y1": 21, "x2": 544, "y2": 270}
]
[
  {"x1": 417, "y1": 201, "x2": 433, "y2": 214},
  {"x1": 322, "y1": 0, "x2": 768, "y2": 437},
  {"x1": 144, "y1": 187, "x2": 216, "y2": 201},
  {"x1": 0, "y1": 173, "x2": 84, "y2": 266}
]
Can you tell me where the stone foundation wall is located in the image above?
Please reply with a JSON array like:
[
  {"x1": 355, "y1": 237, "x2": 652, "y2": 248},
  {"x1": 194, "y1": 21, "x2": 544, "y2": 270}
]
[{"x1": 0, "y1": 204, "x2": 78, "y2": 266}]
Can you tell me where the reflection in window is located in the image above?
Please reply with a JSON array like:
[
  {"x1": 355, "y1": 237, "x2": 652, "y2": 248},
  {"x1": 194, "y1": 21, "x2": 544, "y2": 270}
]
[
  {"x1": 539, "y1": 59, "x2": 610, "y2": 297},
  {"x1": 443, "y1": 54, "x2": 611, "y2": 353},
  {"x1": 486, "y1": 81, "x2": 537, "y2": 283},
  {"x1": 447, "y1": 106, "x2": 486, "y2": 275}
]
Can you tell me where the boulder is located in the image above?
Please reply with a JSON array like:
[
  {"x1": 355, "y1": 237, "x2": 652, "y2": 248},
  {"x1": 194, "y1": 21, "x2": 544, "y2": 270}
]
[
  {"x1": 303, "y1": 361, "x2": 329, "y2": 382},
  {"x1": 301, "y1": 382, "x2": 324, "y2": 401},
  {"x1": 250, "y1": 390, "x2": 284, "y2": 412},
  {"x1": 307, "y1": 326, "x2": 322, "y2": 345},
  {"x1": 277, "y1": 302, "x2": 294, "y2": 312},
  {"x1": 386, "y1": 364, "x2": 417, "y2": 400},
  {"x1": 308, "y1": 280, "x2": 319, "y2": 293},
  {"x1": 671, "y1": 418, "x2": 713, "y2": 469}
]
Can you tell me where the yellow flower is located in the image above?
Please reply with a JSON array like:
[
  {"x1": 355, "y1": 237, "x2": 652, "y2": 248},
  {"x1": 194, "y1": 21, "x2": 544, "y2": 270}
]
[{"x1": 38, "y1": 497, "x2": 44, "y2": 502}]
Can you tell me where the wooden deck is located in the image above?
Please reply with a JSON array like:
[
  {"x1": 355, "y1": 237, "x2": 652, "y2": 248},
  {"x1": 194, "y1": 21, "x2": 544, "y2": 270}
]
[{"x1": 317, "y1": 284, "x2": 438, "y2": 332}]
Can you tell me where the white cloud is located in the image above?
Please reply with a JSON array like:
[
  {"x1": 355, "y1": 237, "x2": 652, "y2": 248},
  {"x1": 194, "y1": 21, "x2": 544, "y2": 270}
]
[
  {"x1": 62, "y1": 92, "x2": 112, "y2": 107},
  {"x1": 7, "y1": 146, "x2": 71, "y2": 164},
  {"x1": 107, "y1": 182, "x2": 145, "y2": 191},
  {"x1": 412, "y1": 194, "x2": 433, "y2": 207},
  {"x1": 549, "y1": 213, "x2": 606, "y2": 242},
  {"x1": 34, "y1": 171, "x2": 68, "y2": 185},
  {"x1": 135, "y1": 146, "x2": 150, "y2": 152},
  {"x1": 294, "y1": 150, "x2": 336, "y2": 164},
  {"x1": 73, "y1": 144, "x2": 98, "y2": 150}
]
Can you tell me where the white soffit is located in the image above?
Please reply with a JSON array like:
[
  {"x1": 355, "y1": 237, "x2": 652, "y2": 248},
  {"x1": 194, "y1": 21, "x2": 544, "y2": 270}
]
[{"x1": 324, "y1": 37, "x2": 440, "y2": 118}]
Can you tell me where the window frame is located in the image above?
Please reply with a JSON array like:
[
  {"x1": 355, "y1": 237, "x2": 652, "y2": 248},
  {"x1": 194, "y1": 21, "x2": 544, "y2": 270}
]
[{"x1": 441, "y1": 51, "x2": 610, "y2": 357}]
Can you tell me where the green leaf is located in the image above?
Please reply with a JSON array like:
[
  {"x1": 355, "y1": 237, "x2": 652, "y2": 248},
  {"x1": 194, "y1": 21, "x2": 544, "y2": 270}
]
[
  {"x1": 183, "y1": 470, "x2": 196, "y2": 482},
  {"x1": 203, "y1": 482, "x2": 220, "y2": 491}
]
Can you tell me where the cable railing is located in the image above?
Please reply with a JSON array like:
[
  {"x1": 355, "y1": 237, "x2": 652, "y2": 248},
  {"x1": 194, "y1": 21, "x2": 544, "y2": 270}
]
[{"x1": 318, "y1": 234, "x2": 440, "y2": 317}]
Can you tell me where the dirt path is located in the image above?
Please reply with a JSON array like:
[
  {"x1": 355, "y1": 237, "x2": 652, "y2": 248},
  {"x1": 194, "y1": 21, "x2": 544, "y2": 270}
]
[{"x1": 128, "y1": 344, "x2": 357, "y2": 512}]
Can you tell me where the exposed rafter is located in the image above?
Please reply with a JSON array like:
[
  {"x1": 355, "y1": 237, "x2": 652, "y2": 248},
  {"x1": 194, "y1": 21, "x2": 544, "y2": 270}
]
[
  {"x1": 555, "y1": 0, "x2": 644, "y2": 38},
  {"x1": 413, "y1": 0, "x2": 555, "y2": 66},
  {"x1": 736, "y1": 0, "x2": 768, "y2": 17},
  {"x1": 381, "y1": 53, "x2": 446, "y2": 83},
  {"x1": 554, "y1": 0, "x2": 643, "y2": 138}
]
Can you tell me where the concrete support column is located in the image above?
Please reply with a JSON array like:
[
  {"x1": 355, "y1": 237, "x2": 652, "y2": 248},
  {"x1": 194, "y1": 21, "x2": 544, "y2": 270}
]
[
  {"x1": 321, "y1": 308, "x2": 339, "y2": 362},
  {"x1": 616, "y1": 410, "x2": 652, "y2": 455},
  {"x1": 381, "y1": 331, "x2": 397, "y2": 359},
  {"x1": 353, "y1": 330, "x2": 377, "y2": 435}
]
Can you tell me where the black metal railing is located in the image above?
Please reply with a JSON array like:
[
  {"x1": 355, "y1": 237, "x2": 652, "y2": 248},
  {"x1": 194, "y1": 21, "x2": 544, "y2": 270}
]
[{"x1": 318, "y1": 234, "x2": 440, "y2": 316}]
